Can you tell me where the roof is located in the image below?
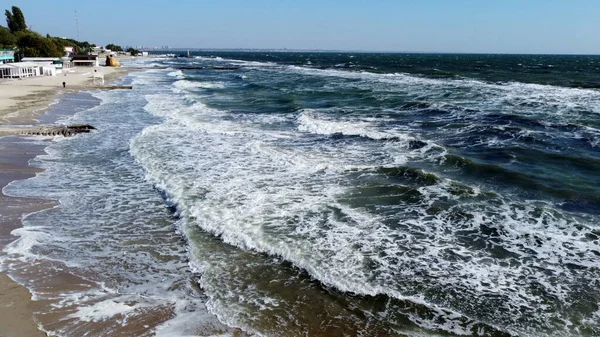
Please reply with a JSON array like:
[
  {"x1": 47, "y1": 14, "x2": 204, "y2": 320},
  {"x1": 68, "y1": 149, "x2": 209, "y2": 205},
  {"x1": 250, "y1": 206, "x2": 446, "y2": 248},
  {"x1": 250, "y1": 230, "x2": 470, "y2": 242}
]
[
  {"x1": 0, "y1": 62, "x2": 40, "y2": 69},
  {"x1": 21, "y1": 57, "x2": 60, "y2": 62},
  {"x1": 72, "y1": 55, "x2": 97, "y2": 60}
]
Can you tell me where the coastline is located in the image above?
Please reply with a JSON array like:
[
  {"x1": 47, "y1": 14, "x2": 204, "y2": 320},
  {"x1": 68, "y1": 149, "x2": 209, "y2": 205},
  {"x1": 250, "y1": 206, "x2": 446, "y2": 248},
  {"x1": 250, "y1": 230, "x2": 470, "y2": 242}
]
[
  {"x1": 0, "y1": 64, "x2": 130, "y2": 337},
  {"x1": 0, "y1": 137, "x2": 51, "y2": 337}
]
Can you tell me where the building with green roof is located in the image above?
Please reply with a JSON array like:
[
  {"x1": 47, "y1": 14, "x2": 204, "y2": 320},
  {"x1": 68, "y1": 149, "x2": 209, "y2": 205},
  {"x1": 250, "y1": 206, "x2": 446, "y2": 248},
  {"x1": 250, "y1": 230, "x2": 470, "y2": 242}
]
[{"x1": 0, "y1": 49, "x2": 15, "y2": 64}]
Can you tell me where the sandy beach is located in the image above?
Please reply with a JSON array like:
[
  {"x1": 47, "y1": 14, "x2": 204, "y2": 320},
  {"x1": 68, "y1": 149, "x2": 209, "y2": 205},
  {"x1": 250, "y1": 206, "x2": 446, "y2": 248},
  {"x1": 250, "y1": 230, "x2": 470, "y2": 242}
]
[
  {"x1": 0, "y1": 65, "x2": 127, "y2": 132},
  {"x1": 0, "y1": 63, "x2": 128, "y2": 337}
]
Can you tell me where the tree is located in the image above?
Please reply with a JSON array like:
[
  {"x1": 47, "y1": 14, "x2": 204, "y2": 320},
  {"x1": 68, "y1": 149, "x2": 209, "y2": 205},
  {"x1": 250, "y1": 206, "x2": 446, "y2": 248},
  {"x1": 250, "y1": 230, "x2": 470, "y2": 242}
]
[
  {"x1": 127, "y1": 47, "x2": 140, "y2": 56},
  {"x1": 11, "y1": 6, "x2": 26, "y2": 31},
  {"x1": 0, "y1": 25, "x2": 16, "y2": 48},
  {"x1": 4, "y1": 10, "x2": 15, "y2": 31},
  {"x1": 5, "y1": 6, "x2": 26, "y2": 33},
  {"x1": 17, "y1": 32, "x2": 62, "y2": 57},
  {"x1": 105, "y1": 43, "x2": 123, "y2": 52}
]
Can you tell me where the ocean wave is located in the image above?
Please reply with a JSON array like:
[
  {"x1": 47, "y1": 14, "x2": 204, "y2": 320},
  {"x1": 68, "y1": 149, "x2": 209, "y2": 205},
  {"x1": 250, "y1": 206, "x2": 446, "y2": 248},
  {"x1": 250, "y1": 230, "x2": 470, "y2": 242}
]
[
  {"x1": 281, "y1": 65, "x2": 600, "y2": 121},
  {"x1": 131, "y1": 106, "x2": 600, "y2": 336},
  {"x1": 121, "y1": 61, "x2": 600, "y2": 336},
  {"x1": 167, "y1": 69, "x2": 185, "y2": 78},
  {"x1": 1, "y1": 75, "x2": 235, "y2": 336},
  {"x1": 173, "y1": 80, "x2": 226, "y2": 91},
  {"x1": 297, "y1": 109, "x2": 414, "y2": 142}
]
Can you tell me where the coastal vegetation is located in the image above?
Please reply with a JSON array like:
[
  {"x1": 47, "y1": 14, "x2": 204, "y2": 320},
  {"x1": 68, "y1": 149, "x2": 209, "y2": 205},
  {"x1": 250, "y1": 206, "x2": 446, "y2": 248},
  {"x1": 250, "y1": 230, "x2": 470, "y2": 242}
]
[
  {"x1": 105, "y1": 44, "x2": 123, "y2": 52},
  {"x1": 0, "y1": 25, "x2": 15, "y2": 48},
  {"x1": 1, "y1": 5, "x2": 96, "y2": 57},
  {"x1": 107, "y1": 44, "x2": 142, "y2": 56},
  {"x1": 127, "y1": 47, "x2": 141, "y2": 56},
  {"x1": 4, "y1": 6, "x2": 26, "y2": 32}
]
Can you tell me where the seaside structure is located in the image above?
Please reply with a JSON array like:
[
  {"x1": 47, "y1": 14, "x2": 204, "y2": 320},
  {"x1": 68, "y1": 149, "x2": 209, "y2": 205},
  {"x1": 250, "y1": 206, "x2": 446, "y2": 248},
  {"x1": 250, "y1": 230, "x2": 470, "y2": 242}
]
[
  {"x1": 0, "y1": 62, "x2": 41, "y2": 78},
  {"x1": 92, "y1": 67, "x2": 104, "y2": 85},
  {"x1": 21, "y1": 57, "x2": 60, "y2": 64},
  {"x1": 0, "y1": 49, "x2": 15, "y2": 64},
  {"x1": 21, "y1": 57, "x2": 73, "y2": 70},
  {"x1": 21, "y1": 57, "x2": 64, "y2": 68},
  {"x1": 64, "y1": 46, "x2": 75, "y2": 56},
  {"x1": 71, "y1": 55, "x2": 99, "y2": 67},
  {"x1": 62, "y1": 57, "x2": 73, "y2": 69},
  {"x1": 20, "y1": 57, "x2": 74, "y2": 76}
]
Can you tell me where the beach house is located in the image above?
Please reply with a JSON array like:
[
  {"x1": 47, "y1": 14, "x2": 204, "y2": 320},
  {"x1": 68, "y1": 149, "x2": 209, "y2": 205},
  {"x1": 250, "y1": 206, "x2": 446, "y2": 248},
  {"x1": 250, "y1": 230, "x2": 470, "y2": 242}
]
[
  {"x1": 20, "y1": 57, "x2": 75, "y2": 76},
  {"x1": 21, "y1": 57, "x2": 72, "y2": 70},
  {"x1": 71, "y1": 55, "x2": 99, "y2": 67},
  {"x1": 0, "y1": 62, "x2": 41, "y2": 78},
  {"x1": 0, "y1": 49, "x2": 15, "y2": 64},
  {"x1": 21, "y1": 57, "x2": 61, "y2": 67}
]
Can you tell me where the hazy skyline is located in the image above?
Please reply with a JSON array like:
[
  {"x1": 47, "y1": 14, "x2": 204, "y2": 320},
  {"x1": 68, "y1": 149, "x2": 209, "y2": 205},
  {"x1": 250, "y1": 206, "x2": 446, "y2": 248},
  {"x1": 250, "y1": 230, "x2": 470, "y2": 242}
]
[{"x1": 6, "y1": 0, "x2": 600, "y2": 54}]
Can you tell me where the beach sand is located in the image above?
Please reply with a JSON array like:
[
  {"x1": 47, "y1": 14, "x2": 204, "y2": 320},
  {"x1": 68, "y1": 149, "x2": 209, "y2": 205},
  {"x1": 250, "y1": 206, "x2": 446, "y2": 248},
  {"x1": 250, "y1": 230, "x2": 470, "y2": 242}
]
[
  {"x1": 0, "y1": 137, "x2": 51, "y2": 337},
  {"x1": 0, "y1": 64, "x2": 128, "y2": 337},
  {"x1": 0, "y1": 65, "x2": 127, "y2": 134}
]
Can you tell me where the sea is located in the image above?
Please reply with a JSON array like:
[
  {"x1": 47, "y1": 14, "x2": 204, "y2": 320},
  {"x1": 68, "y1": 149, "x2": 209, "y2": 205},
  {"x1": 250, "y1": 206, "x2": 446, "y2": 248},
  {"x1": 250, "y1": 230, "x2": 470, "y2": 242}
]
[{"x1": 1, "y1": 52, "x2": 600, "y2": 337}]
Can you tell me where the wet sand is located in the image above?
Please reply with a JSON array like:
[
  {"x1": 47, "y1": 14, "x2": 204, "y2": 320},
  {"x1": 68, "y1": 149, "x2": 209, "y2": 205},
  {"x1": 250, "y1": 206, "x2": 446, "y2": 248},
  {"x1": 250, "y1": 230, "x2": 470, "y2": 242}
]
[
  {"x1": 0, "y1": 65, "x2": 127, "y2": 337},
  {"x1": 0, "y1": 138, "x2": 51, "y2": 337}
]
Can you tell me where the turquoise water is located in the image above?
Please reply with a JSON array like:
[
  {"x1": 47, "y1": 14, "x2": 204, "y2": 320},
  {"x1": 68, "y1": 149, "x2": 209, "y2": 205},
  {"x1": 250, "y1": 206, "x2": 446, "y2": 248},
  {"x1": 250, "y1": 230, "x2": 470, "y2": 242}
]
[{"x1": 3, "y1": 52, "x2": 600, "y2": 337}]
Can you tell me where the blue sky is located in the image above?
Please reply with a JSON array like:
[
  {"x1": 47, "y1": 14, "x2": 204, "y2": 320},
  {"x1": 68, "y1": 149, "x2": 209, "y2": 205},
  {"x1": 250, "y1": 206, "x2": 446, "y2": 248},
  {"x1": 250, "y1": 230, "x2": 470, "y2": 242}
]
[{"x1": 4, "y1": 0, "x2": 600, "y2": 54}]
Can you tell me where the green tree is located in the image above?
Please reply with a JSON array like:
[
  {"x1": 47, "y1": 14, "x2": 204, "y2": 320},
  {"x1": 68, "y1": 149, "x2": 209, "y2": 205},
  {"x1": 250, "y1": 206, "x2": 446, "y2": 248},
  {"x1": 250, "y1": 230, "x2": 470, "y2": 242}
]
[
  {"x1": 127, "y1": 47, "x2": 140, "y2": 56},
  {"x1": 0, "y1": 25, "x2": 16, "y2": 48},
  {"x1": 5, "y1": 6, "x2": 26, "y2": 33},
  {"x1": 105, "y1": 43, "x2": 123, "y2": 52},
  {"x1": 4, "y1": 10, "x2": 15, "y2": 31},
  {"x1": 17, "y1": 32, "x2": 62, "y2": 57}
]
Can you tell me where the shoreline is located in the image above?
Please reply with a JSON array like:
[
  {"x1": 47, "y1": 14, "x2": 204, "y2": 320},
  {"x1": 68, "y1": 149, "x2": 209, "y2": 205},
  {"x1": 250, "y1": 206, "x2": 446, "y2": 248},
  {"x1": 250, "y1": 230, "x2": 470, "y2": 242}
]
[
  {"x1": 0, "y1": 136, "x2": 53, "y2": 337},
  {"x1": 0, "y1": 65, "x2": 130, "y2": 337}
]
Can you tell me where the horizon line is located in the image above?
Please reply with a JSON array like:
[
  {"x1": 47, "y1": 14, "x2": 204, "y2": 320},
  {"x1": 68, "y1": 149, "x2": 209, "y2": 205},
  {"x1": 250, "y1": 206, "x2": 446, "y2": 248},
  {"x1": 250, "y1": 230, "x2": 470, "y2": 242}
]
[{"x1": 138, "y1": 47, "x2": 600, "y2": 56}]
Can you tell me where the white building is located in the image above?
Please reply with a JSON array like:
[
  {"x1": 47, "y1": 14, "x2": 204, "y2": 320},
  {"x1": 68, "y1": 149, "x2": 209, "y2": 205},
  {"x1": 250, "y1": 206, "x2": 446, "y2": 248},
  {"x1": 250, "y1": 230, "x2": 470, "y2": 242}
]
[
  {"x1": 0, "y1": 62, "x2": 41, "y2": 78},
  {"x1": 21, "y1": 57, "x2": 62, "y2": 67},
  {"x1": 64, "y1": 46, "x2": 75, "y2": 56},
  {"x1": 20, "y1": 57, "x2": 65, "y2": 75},
  {"x1": 72, "y1": 55, "x2": 99, "y2": 67}
]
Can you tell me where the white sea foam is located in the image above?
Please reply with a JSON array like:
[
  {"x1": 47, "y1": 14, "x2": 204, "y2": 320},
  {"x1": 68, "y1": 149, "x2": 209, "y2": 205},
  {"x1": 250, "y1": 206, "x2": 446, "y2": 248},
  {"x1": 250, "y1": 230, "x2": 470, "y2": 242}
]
[
  {"x1": 120, "y1": 57, "x2": 168, "y2": 69},
  {"x1": 3, "y1": 226, "x2": 55, "y2": 260},
  {"x1": 282, "y1": 65, "x2": 600, "y2": 120},
  {"x1": 190, "y1": 55, "x2": 277, "y2": 68},
  {"x1": 67, "y1": 297, "x2": 144, "y2": 322},
  {"x1": 173, "y1": 80, "x2": 225, "y2": 90},
  {"x1": 7, "y1": 61, "x2": 591, "y2": 336},
  {"x1": 167, "y1": 70, "x2": 185, "y2": 78},
  {"x1": 297, "y1": 109, "x2": 414, "y2": 141},
  {"x1": 130, "y1": 67, "x2": 600, "y2": 335},
  {"x1": 1, "y1": 69, "x2": 236, "y2": 337}
]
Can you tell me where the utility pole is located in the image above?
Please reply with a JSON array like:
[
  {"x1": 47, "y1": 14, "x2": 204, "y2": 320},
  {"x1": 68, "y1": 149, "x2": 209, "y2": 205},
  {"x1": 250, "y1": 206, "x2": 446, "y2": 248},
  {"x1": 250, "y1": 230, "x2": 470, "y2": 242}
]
[{"x1": 75, "y1": 10, "x2": 79, "y2": 40}]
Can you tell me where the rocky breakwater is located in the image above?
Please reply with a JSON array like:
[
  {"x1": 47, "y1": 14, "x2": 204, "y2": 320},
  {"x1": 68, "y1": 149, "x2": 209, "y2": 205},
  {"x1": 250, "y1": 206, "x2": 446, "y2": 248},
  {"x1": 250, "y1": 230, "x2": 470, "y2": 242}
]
[{"x1": 0, "y1": 124, "x2": 96, "y2": 137}]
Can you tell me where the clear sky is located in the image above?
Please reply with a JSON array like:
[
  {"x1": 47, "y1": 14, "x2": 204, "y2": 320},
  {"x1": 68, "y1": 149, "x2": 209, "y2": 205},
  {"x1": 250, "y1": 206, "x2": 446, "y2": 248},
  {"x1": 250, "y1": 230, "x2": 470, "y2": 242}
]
[{"x1": 4, "y1": 0, "x2": 600, "y2": 54}]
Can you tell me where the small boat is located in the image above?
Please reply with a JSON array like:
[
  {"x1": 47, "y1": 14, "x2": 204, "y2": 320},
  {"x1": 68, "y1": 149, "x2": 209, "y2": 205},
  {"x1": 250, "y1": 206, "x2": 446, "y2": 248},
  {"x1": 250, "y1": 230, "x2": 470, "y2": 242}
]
[{"x1": 187, "y1": 50, "x2": 193, "y2": 58}]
